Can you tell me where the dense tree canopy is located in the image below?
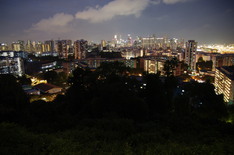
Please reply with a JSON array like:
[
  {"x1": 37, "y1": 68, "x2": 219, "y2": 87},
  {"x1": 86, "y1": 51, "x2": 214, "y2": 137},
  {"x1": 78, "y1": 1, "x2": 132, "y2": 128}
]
[
  {"x1": 0, "y1": 61, "x2": 233, "y2": 154},
  {"x1": 163, "y1": 57, "x2": 178, "y2": 77},
  {"x1": 196, "y1": 57, "x2": 213, "y2": 71},
  {"x1": 0, "y1": 74, "x2": 28, "y2": 122}
]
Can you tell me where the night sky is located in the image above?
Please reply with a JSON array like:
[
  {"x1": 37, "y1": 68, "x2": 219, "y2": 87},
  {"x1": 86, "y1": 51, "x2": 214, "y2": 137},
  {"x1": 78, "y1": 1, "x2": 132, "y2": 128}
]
[{"x1": 1, "y1": 0, "x2": 234, "y2": 44}]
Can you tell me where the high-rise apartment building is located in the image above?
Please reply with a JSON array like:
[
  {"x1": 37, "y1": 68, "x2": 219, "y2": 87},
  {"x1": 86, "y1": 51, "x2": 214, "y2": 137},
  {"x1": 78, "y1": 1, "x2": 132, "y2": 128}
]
[
  {"x1": 17, "y1": 40, "x2": 25, "y2": 51},
  {"x1": 0, "y1": 43, "x2": 8, "y2": 51},
  {"x1": 178, "y1": 38, "x2": 185, "y2": 48},
  {"x1": 141, "y1": 37, "x2": 156, "y2": 49},
  {"x1": 0, "y1": 51, "x2": 25, "y2": 76},
  {"x1": 12, "y1": 43, "x2": 21, "y2": 51},
  {"x1": 215, "y1": 66, "x2": 234, "y2": 104},
  {"x1": 44, "y1": 40, "x2": 54, "y2": 52},
  {"x1": 101, "y1": 40, "x2": 107, "y2": 50},
  {"x1": 127, "y1": 34, "x2": 133, "y2": 47},
  {"x1": 35, "y1": 42, "x2": 46, "y2": 53},
  {"x1": 11, "y1": 40, "x2": 25, "y2": 51},
  {"x1": 25, "y1": 40, "x2": 33, "y2": 52},
  {"x1": 185, "y1": 40, "x2": 197, "y2": 71},
  {"x1": 56, "y1": 40, "x2": 72, "y2": 59},
  {"x1": 74, "y1": 40, "x2": 87, "y2": 59}
]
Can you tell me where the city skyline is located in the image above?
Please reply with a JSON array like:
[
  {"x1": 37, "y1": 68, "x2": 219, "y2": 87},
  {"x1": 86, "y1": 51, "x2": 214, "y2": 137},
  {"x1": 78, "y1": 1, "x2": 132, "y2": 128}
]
[{"x1": 1, "y1": 0, "x2": 234, "y2": 44}]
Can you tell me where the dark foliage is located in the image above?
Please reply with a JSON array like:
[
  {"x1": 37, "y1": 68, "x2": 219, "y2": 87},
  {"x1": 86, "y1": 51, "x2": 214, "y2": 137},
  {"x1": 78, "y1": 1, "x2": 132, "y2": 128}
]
[
  {"x1": 0, "y1": 62, "x2": 233, "y2": 154},
  {"x1": 17, "y1": 75, "x2": 32, "y2": 85},
  {"x1": 0, "y1": 74, "x2": 29, "y2": 122},
  {"x1": 196, "y1": 57, "x2": 213, "y2": 71}
]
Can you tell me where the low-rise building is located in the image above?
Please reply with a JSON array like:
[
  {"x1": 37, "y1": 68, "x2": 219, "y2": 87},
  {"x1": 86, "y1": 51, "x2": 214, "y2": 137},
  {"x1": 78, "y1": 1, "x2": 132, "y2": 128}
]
[
  {"x1": 34, "y1": 83, "x2": 62, "y2": 94},
  {"x1": 22, "y1": 85, "x2": 40, "y2": 95}
]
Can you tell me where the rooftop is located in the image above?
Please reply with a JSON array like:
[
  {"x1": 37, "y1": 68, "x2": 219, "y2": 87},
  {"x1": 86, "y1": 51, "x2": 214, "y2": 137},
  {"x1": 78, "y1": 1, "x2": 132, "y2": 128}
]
[
  {"x1": 34, "y1": 83, "x2": 61, "y2": 92},
  {"x1": 217, "y1": 66, "x2": 234, "y2": 80}
]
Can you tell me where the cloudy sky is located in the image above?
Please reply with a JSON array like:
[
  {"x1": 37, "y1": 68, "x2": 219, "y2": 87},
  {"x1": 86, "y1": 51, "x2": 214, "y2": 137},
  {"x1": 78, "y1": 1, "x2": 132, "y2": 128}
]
[{"x1": 1, "y1": 0, "x2": 234, "y2": 44}]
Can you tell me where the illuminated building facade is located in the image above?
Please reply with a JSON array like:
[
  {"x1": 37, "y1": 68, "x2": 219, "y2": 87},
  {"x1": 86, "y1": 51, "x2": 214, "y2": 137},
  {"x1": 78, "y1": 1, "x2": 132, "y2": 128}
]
[
  {"x1": 0, "y1": 51, "x2": 28, "y2": 59},
  {"x1": 56, "y1": 40, "x2": 72, "y2": 59},
  {"x1": 100, "y1": 40, "x2": 107, "y2": 50},
  {"x1": 35, "y1": 42, "x2": 46, "y2": 53},
  {"x1": 215, "y1": 66, "x2": 234, "y2": 104},
  {"x1": 0, "y1": 51, "x2": 27, "y2": 76},
  {"x1": 25, "y1": 40, "x2": 33, "y2": 52},
  {"x1": 144, "y1": 58, "x2": 165, "y2": 74},
  {"x1": 141, "y1": 37, "x2": 156, "y2": 49},
  {"x1": 12, "y1": 42, "x2": 22, "y2": 51},
  {"x1": 215, "y1": 54, "x2": 234, "y2": 68},
  {"x1": 127, "y1": 34, "x2": 133, "y2": 47},
  {"x1": 44, "y1": 40, "x2": 54, "y2": 52},
  {"x1": 74, "y1": 40, "x2": 88, "y2": 59},
  {"x1": 0, "y1": 56, "x2": 24, "y2": 76},
  {"x1": 185, "y1": 40, "x2": 197, "y2": 71},
  {"x1": 0, "y1": 43, "x2": 8, "y2": 51}
]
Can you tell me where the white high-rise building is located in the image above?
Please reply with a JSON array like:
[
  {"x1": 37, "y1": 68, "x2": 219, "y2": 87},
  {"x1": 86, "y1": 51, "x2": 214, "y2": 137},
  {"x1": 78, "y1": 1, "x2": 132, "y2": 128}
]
[
  {"x1": 215, "y1": 66, "x2": 234, "y2": 104},
  {"x1": 185, "y1": 40, "x2": 197, "y2": 71}
]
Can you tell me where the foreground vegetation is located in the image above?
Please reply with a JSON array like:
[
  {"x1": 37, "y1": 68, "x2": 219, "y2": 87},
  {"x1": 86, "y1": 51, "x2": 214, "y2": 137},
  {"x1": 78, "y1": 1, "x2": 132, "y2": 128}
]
[
  {"x1": 1, "y1": 117, "x2": 234, "y2": 155},
  {"x1": 0, "y1": 61, "x2": 234, "y2": 154}
]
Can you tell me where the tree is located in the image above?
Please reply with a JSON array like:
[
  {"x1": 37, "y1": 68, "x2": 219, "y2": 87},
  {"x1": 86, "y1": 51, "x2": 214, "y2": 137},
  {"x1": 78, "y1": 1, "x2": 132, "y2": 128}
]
[
  {"x1": 87, "y1": 81, "x2": 148, "y2": 120},
  {"x1": 0, "y1": 74, "x2": 29, "y2": 122},
  {"x1": 96, "y1": 61, "x2": 130, "y2": 78},
  {"x1": 65, "y1": 67, "x2": 93, "y2": 115},
  {"x1": 196, "y1": 57, "x2": 213, "y2": 71},
  {"x1": 143, "y1": 74, "x2": 168, "y2": 117},
  {"x1": 56, "y1": 72, "x2": 68, "y2": 86},
  {"x1": 174, "y1": 95, "x2": 190, "y2": 116},
  {"x1": 183, "y1": 82, "x2": 227, "y2": 119},
  {"x1": 180, "y1": 60, "x2": 189, "y2": 72},
  {"x1": 17, "y1": 75, "x2": 31, "y2": 85},
  {"x1": 163, "y1": 57, "x2": 178, "y2": 77},
  {"x1": 44, "y1": 71, "x2": 58, "y2": 83},
  {"x1": 68, "y1": 67, "x2": 91, "y2": 87}
]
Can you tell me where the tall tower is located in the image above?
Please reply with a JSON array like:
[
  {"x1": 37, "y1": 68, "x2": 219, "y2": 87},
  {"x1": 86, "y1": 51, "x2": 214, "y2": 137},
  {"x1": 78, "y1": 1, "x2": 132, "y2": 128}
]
[
  {"x1": 185, "y1": 40, "x2": 197, "y2": 71},
  {"x1": 35, "y1": 41, "x2": 46, "y2": 53},
  {"x1": 74, "y1": 40, "x2": 80, "y2": 59},
  {"x1": 127, "y1": 34, "x2": 132, "y2": 47},
  {"x1": 17, "y1": 40, "x2": 25, "y2": 51},
  {"x1": 56, "y1": 40, "x2": 72, "y2": 59},
  {"x1": 25, "y1": 40, "x2": 33, "y2": 52},
  {"x1": 44, "y1": 40, "x2": 54, "y2": 52},
  {"x1": 12, "y1": 42, "x2": 21, "y2": 51},
  {"x1": 74, "y1": 40, "x2": 87, "y2": 60}
]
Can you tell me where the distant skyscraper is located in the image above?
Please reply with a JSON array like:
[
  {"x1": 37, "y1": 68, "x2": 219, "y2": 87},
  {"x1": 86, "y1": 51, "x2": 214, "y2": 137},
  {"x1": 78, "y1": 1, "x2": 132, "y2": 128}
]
[
  {"x1": 17, "y1": 40, "x2": 25, "y2": 51},
  {"x1": 185, "y1": 40, "x2": 197, "y2": 71},
  {"x1": 101, "y1": 40, "x2": 106, "y2": 48},
  {"x1": 32, "y1": 41, "x2": 36, "y2": 52},
  {"x1": 56, "y1": 40, "x2": 72, "y2": 59},
  {"x1": 35, "y1": 41, "x2": 46, "y2": 53},
  {"x1": 127, "y1": 34, "x2": 133, "y2": 47},
  {"x1": 141, "y1": 37, "x2": 156, "y2": 49},
  {"x1": 169, "y1": 38, "x2": 178, "y2": 50},
  {"x1": 45, "y1": 40, "x2": 54, "y2": 52},
  {"x1": 178, "y1": 38, "x2": 185, "y2": 48},
  {"x1": 11, "y1": 40, "x2": 25, "y2": 51},
  {"x1": 74, "y1": 40, "x2": 88, "y2": 59},
  {"x1": 0, "y1": 43, "x2": 8, "y2": 51},
  {"x1": 25, "y1": 40, "x2": 33, "y2": 52},
  {"x1": 12, "y1": 42, "x2": 21, "y2": 51}
]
